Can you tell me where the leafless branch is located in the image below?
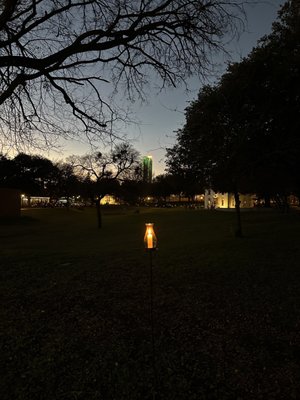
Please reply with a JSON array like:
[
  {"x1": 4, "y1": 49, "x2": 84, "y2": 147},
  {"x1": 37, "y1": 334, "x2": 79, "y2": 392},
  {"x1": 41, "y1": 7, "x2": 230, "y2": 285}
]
[{"x1": 0, "y1": 0, "x2": 246, "y2": 151}]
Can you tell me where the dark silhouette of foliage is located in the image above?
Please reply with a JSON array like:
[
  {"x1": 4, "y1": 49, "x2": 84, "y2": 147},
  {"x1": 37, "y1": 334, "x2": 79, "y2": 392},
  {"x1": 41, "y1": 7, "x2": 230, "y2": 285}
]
[
  {"x1": 70, "y1": 142, "x2": 140, "y2": 227},
  {"x1": 166, "y1": 0, "x2": 300, "y2": 234},
  {"x1": 11, "y1": 153, "x2": 58, "y2": 197}
]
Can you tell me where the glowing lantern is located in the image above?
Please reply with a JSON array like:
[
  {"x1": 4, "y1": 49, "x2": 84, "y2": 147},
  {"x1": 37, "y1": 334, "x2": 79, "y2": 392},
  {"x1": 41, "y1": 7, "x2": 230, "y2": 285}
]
[{"x1": 144, "y1": 223, "x2": 157, "y2": 250}]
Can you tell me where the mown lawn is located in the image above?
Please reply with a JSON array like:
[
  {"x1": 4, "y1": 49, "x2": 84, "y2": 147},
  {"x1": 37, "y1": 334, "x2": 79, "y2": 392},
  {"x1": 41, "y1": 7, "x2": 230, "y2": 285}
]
[{"x1": 1, "y1": 206, "x2": 300, "y2": 399}]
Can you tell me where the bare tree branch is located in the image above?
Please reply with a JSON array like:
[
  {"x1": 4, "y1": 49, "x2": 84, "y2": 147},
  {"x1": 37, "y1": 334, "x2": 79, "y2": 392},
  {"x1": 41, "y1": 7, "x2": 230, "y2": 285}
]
[{"x1": 0, "y1": 0, "x2": 246, "y2": 151}]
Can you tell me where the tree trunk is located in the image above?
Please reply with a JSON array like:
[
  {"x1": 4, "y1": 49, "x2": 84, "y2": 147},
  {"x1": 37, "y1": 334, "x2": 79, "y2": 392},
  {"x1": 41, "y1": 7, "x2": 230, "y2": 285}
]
[
  {"x1": 95, "y1": 199, "x2": 102, "y2": 229},
  {"x1": 234, "y1": 191, "x2": 243, "y2": 237},
  {"x1": 283, "y1": 195, "x2": 290, "y2": 213},
  {"x1": 66, "y1": 195, "x2": 70, "y2": 210},
  {"x1": 264, "y1": 194, "x2": 271, "y2": 208}
]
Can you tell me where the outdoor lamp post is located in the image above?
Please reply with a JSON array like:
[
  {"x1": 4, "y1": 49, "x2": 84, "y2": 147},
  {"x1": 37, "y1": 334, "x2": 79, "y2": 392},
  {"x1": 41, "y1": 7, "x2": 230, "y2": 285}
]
[
  {"x1": 144, "y1": 223, "x2": 157, "y2": 250},
  {"x1": 144, "y1": 222, "x2": 158, "y2": 396}
]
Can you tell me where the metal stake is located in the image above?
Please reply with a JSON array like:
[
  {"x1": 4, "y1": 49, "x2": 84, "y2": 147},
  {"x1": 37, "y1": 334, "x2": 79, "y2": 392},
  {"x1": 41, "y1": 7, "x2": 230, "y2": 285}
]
[{"x1": 149, "y1": 249, "x2": 158, "y2": 399}]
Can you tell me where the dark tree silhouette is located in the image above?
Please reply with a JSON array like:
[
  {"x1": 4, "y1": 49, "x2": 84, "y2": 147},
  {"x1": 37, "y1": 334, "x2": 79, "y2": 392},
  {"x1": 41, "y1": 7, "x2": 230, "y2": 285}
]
[
  {"x1": 166, "y1": 0, "x2": 300, "y2": 235},
  {"x1": 49, "y1": 162, "x2": 81, "y2": 205},
  {"x1": 70, "y1": 142, "x2": 140, "y2": 227},
  {"x1": 0, "y1": 0, "x2": 244, "y2": 151},
  {"x1": 0, "y1": 153, "x2": 17, "y2": 187},
  {"x1": 12, "y1": 153, "x2": 58, "y2": 199}
]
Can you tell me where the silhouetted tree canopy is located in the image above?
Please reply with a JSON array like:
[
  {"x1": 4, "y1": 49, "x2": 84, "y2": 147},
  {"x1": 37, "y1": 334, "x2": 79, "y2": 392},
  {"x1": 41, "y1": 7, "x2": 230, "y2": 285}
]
[
  {"x1": 0, "y1": 0, "x2": 245, "y2": 151},
  {"x1": 9, "y1": 152, "x2": 58, "y2": 195},
  {"x1": 0, "y1": 147, "x2": 142, "y2": 210},
  {"x1": 70, "y1": 142, "x2": 140, "y2": 227},
  {"x1": 167, "y1": 0, "x2": 300, "y2": 202},
  {"x1": 47, "y1": 162, "x2": 81, "y2": 201}
]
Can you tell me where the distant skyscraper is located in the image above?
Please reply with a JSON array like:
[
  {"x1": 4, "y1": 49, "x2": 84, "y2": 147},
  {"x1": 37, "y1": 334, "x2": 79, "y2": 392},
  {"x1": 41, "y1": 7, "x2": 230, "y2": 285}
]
[{"x1": 142, "y1": 155, "x2": 153, "y2": 183}]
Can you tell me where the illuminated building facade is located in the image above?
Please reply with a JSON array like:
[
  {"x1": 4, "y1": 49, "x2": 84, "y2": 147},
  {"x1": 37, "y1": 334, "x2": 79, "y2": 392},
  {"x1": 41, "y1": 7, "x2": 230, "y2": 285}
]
[
  {"x1": 142, "y1": 155, "x2": 153, "y2": 183},
  {"x1": 204, "y1": 189, "x2": 256, "y2": 209}
]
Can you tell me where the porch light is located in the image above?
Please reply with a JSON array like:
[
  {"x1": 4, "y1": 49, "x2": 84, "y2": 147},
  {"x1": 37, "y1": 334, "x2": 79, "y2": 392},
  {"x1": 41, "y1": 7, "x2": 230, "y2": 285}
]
[{"x1": 144, "y1": 223, "x2": 157, "y2": 250}]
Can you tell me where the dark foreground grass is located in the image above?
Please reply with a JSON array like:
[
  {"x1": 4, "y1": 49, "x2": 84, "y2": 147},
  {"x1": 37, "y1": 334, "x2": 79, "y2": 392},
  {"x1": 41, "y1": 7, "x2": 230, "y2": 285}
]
[{"x1": 1, "y1": 207, "x2": 300, "y2": 399}]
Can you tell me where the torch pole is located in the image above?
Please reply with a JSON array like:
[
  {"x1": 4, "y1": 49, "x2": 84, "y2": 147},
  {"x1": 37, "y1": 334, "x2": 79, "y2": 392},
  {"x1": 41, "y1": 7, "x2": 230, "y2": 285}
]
[{"x1": 149, "y1": 249, "x2": 158, "y2": 398}]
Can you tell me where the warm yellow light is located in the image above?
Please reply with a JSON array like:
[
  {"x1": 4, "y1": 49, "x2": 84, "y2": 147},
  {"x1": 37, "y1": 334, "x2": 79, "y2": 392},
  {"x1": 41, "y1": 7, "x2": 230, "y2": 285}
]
[
  {"x1": 144, "y1": 223, "x2": 157, "y2": 250},
  {"x1": 147, "y1": 232, "x2": 153, "y2": 248}
]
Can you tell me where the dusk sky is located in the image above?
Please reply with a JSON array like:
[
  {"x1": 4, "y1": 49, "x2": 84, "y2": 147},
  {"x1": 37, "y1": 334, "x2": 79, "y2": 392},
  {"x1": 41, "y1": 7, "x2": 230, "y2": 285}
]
[{"x1": 52, "y1": 0, "x2": 284, "y2": 176}]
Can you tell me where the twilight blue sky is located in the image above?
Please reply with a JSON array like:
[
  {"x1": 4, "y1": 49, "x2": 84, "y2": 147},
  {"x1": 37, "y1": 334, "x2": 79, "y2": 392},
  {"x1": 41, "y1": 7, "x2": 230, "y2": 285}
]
[{"x1": 53, "y1": 0, "x2": 284, "y2": 175}]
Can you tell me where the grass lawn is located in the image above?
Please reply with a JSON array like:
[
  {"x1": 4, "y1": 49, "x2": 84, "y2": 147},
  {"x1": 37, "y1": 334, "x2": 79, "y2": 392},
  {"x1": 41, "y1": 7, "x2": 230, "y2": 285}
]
[{"x1": 1, "y1": 206, "x2": 300, "y2": 399}]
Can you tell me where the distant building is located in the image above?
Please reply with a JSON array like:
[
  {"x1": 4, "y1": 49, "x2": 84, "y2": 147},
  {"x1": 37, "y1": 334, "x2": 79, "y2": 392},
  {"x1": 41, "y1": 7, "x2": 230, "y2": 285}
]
[
  {"x1": 21, "y1": 195, "x2": 50, "y2": 207},
  {"x1": 100, "y1": 195, "x2": 120, "y2": 205},
  {"x1": 142, "y1": 155, "x2": 153, "y2": 183},
  {"x1": 204, "y1": 189, "x2": 256, "y2": 209}
]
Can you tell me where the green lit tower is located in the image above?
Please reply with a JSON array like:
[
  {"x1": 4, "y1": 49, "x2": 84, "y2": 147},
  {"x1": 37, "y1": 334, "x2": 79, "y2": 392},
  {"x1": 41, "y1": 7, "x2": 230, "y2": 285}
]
[{"x1": 142, "y1": 155, "x2": 153, "y2": 183}]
